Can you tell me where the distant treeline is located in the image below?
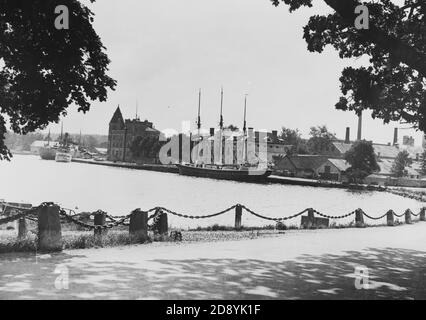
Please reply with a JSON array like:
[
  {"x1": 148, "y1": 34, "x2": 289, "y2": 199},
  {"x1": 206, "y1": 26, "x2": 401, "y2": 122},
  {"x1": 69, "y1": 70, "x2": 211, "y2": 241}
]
[{"x1": 5, "y1": 131, "x2": 108, "y2": 151}]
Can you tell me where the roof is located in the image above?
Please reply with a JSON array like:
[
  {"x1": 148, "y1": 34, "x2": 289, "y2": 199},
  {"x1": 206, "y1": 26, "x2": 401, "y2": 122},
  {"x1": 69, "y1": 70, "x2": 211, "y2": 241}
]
[
  {"x1": 287, "y1": 155, "x2": 327, "y2": 171},
  {"x1": 110, "y1": 106, "x2": 124, "y2": 125},
  {"x1": 399, "y1": 145, "x2": 424, "y2": 159},
  {"x1": 373, "y1": 144, "x2": 399, "y2": 159},
  {"x1": 30, "y1": 140, "x2": 47, "y2": 147},
  {"x1": 332, "y1": 141, "x2": 400, "y2": 159},
  {"x1": 327, "y1": 158, "x2": 351, "y2": 172},
  {"x1": 377, "y1": 158, "x2": 420, "y2": 176},
  {"x1": 332, "y1": 142, "x2": 353, "y2": 155}
]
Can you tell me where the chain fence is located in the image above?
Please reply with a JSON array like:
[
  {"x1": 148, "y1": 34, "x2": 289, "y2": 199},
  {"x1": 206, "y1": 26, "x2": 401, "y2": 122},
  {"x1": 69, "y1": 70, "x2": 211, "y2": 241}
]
[{"x1": 1, "y1": 201, "x2": 425, "y2": 230}]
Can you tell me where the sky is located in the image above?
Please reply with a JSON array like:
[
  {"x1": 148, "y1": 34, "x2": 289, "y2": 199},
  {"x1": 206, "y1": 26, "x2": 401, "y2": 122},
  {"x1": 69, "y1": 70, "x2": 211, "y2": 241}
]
[{"x1": 44, "y1": 0, "x2": 424, "y2": 146}]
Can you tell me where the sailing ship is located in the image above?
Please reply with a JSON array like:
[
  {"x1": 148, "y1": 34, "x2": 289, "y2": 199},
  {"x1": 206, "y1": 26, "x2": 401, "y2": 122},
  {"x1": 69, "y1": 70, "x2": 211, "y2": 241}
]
[
  {"x1": 39, "y1": 129, "x2": 58, "y2": 160},
  {"x1": 177, "y1": 89, "x2": 272, "y2": 182},
  {"x1": 54, "y1": 123, "x2": 72, "y2": 163}
]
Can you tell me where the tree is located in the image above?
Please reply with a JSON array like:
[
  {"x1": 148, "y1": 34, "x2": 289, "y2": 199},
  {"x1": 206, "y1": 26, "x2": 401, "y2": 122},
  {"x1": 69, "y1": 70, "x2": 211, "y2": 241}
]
[
  {"x1": 391, "y1": 150, "x2": 412, "y2": 177},
  {"x1": 307, "y1": 125, "x2": 336, "y2": 154},
  {"x1": 279, "y1": 127, "x2": 301, "y2": 145},
  {"x1": 225, "y1": 124, "x2": 239, "y2": 131},
  {"x1": 270, "y1": 0, "x2": 426, "y2": 131},
  {"x1": 344, "y1": 140, "x2": 380, "y2": 183},
  {"x1": 0, "y1": 0, "x2": 116, "y2": 160},
  {"x1": 421, "y1": 150, "x2": 426, "y2": 176},
  {"x1": 279, "y1": 127, "x2": 308, "y2": 154},
  {"x1": 130, "y1": 135, "x2": 165, "y2": 160}
]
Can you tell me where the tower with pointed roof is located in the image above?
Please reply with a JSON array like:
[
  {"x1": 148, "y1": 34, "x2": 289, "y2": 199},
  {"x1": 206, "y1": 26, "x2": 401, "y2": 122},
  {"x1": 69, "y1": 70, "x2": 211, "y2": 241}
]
[
  {"x1": 108, "y1": 106, "x2": 126, "y2": 160},
  {"x1": 107, "y1": 105, "x2": 160, "y2": 162}
]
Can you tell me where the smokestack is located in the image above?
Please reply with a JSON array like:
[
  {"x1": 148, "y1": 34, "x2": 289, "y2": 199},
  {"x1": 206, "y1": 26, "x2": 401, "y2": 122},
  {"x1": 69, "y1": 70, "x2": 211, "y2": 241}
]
[
  {"x1": 357, "y1": 112, "x2": 362, "y2": 140},
  {"x1": 272, "y1": 130, "x2": 278, "y2": 142},
  {"x1": 393, "y1": 128, "x2": 398, "y2": 146},
  {"x1": 345, "y1": 127, "x2": 350, "y2": 144}
]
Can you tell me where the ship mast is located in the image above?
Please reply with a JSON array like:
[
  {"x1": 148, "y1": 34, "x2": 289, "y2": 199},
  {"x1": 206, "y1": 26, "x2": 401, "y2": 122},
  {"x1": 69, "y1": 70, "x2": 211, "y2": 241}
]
[
  {"x1": 243, "y1": 94, "x2": 248, "y2": 164},
  {"x1": 218, "y1": 87, "x2": 224, "y2": 165},
  {"x1": 195, "y1": 89, "x2": 202, "y2": 164}
]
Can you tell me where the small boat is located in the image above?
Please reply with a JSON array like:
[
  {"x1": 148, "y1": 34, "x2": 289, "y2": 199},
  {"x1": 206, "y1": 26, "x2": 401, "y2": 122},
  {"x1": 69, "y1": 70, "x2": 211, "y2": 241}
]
[
  {"x1": 55, "y1": 147, "x2": 72, "y2": 163},
  {"x1": 177, "y1": 89, "x2": 271, "y2": 182}
]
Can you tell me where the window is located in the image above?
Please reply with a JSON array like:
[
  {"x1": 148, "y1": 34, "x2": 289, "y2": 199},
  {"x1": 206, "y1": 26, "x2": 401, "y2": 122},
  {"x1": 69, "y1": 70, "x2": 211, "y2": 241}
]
[{"x1": 324, "y1": 166, "x2": 331, "y2": 174}]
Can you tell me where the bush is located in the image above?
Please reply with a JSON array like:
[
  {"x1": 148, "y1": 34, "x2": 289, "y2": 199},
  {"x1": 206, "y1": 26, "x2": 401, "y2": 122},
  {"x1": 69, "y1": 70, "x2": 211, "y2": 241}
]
[{"x1": 275, "y1": 222, "x2": 287, "y2": 230}]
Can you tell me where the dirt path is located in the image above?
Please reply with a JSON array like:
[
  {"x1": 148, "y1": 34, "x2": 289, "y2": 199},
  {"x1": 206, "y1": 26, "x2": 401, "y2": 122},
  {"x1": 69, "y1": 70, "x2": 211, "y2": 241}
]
[{"x1": 1, "y1": 223, "x2": 426, "y2": 299}]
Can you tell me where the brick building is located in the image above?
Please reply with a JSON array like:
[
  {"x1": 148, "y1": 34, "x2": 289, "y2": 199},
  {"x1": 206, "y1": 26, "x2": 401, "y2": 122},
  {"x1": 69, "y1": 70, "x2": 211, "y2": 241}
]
[{"x1": 107, "y1": 106, "x2": 160, "y2": 162}]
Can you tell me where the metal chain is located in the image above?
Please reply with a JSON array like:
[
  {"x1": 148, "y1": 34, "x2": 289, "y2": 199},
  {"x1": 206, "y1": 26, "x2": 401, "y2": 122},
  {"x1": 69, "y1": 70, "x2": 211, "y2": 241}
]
[
  {"x1": 241, "y1": 205, "x2": 308, "y2": 221},
  {"x1": 313, "y1": 209, "x2": 356, "y2": 220},
  {"x1": 160, "y1": 205, "x2": 237, "y2": 219},
  {"x1": 2, "y1": 201, "x2": 425, "y2": 228},
  {"x1": 358, "y1": 209, "x2": 388, "y2": 220}
]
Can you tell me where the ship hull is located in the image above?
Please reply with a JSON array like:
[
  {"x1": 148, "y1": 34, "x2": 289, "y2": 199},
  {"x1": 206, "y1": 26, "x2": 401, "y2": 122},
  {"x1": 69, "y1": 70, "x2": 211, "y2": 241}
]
[
  {"x1": 177, "y1": 164, "x2": 272, "y2": 182},
  {"x1": 39, "y1": 147, "x2": 56, "y2": 160}
]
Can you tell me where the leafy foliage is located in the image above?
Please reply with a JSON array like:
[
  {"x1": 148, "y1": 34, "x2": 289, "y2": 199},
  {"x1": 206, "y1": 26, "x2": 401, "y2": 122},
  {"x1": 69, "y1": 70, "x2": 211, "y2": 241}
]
[
  {"x1": 130, "y1": 135, "x2": 165, "y2": 160},
  {"x1": 391, "y1": 150, "x2": 413, "y2": 177},
  {"x1": 420, "y1": 150, "x2": 426, "y2": 175},
  {"x1": 344, "y1": 140, "x2": 380, "y2": 182},
  {"x1": 307, "y1": 125, "x2": 336, "y2": 154},
  {"x1": 271, "y1": 0, "x2": 426, "y2": 130},
  {"x1": 279, "y1": 127, "x2": 308, "y2": 154},
  {"x1": 0, "y1": 0, "x2": 116, "y2": 160}
]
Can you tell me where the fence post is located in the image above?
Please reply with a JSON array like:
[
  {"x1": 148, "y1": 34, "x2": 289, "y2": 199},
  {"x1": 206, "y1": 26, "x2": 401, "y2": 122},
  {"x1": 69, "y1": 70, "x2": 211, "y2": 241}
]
[
  {"x1": 37, "y1": 204, "x2": 62, "y2": 252},
  {"x1": 235, "y1": 205, "x2": 242, "y2": 230},
  {"x1": 386, "y1": 210, "x2": 394, "y2": 226},
  {"x1": 355, "y1": 209, "x2": 365, "y2": 227},
  {"x1": 129, "y1": 209, "x2": 148, "y2": 243},
  {"x1": 405, "y1": 209, "x2": 412, "y2": 224},
  {"x1": 18, "y1": 218, "x2": 27, "y2": 239},
  {"x1": 420, "y1": 208, "x2": 425, "y2": 221},
  {"x1": 158, "y1": 210, "x2": 168, "y2": 235},
  {"x1": 94, "y1": 211, "x2": 106, "y2": 243}
]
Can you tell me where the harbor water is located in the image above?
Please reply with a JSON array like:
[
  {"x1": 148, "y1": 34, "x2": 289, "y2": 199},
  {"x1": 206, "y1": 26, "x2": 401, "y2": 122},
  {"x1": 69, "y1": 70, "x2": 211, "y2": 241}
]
[{"x1": 0, "y1": 155, "x2": 422, "y2": 228}]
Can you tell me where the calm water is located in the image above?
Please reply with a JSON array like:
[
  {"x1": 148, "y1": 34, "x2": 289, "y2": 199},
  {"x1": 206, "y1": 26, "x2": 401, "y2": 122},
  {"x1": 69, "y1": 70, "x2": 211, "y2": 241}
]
[{"x1": 0, "y1": 155, "x2": 422, "y2": 228}]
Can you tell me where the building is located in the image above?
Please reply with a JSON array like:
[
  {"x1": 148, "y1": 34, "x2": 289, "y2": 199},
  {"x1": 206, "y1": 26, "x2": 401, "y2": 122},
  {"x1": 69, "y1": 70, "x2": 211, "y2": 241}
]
[
  {"x1": 316, "y1": 158, "x2": 351, "y2": 182},
  {"x1": 274, "y1": 155, "x2": 328, "y2": 179},
  {"x1": 274, "y1": 155, "x2": 350, "y2": 181},
  {"x1": 30, "y1": 140, "x2": 47, "y2": 154},
  {"x1": 107, "y1": 106, "x2": 160, "y2": 163}
]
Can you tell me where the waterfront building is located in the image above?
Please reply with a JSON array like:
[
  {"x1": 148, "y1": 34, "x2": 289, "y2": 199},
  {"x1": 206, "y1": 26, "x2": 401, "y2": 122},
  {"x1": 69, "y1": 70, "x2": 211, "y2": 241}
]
[{"x1": 107, "y1": 106, "x2": 160, "y2": 163}]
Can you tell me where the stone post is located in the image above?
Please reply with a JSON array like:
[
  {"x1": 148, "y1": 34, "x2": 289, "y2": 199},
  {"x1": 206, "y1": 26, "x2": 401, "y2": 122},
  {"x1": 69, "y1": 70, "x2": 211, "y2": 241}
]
[
  {"x1": 386, "y1": 210, "x2": 394, "y2": 226},
  {"x1": 37, "y1": 204, "x2": 62, "y2": 252},
  {"x1": 158, "y1": 210, "x2": 168, "y2": 234},
  {"x1": 235, "y1": 205, "x2": 242, "y2": 230},
  {"x1": 129, "y1": 209, "x2": 148, "y2": 243},
  {"x1": 18, "y1": 218, "x2": 27, "y2": 239},
  {"x1": 94, "y1": 211, "x2": 106, "y2": 242},
  {"x1": 405, "y1": 209, "x2": 412, "y2": 224},
  {"x1": 355, "y1": 209, "x2": 365, "y2": 227},
  {"x1": 420, "y1": 208, "x2": 425, "y2": 221}
]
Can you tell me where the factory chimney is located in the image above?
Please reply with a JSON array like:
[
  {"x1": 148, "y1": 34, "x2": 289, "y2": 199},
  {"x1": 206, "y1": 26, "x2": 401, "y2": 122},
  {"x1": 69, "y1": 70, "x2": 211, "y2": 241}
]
[
  {"x1": 357, "y1": 112, "x2": 362, "y2": 140},
  {"x1": 393, "y1": 128, "x2": 398, "y2": 146},
  {"x1": 345, "y1": 127, "x2": 350, "y2": 144}
]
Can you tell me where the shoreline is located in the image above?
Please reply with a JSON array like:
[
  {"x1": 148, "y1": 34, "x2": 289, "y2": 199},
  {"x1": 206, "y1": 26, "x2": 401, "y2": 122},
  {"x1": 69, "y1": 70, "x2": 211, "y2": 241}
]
[{"x1": 71, "y1": 157, "x2": 388, "y2": 191}]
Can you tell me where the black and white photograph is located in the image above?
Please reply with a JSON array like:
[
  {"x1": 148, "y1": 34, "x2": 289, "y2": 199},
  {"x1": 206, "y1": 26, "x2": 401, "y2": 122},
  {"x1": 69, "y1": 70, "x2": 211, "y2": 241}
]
[{"x1": 0, "y1": 0, "x2": 426, "y2": 306}]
